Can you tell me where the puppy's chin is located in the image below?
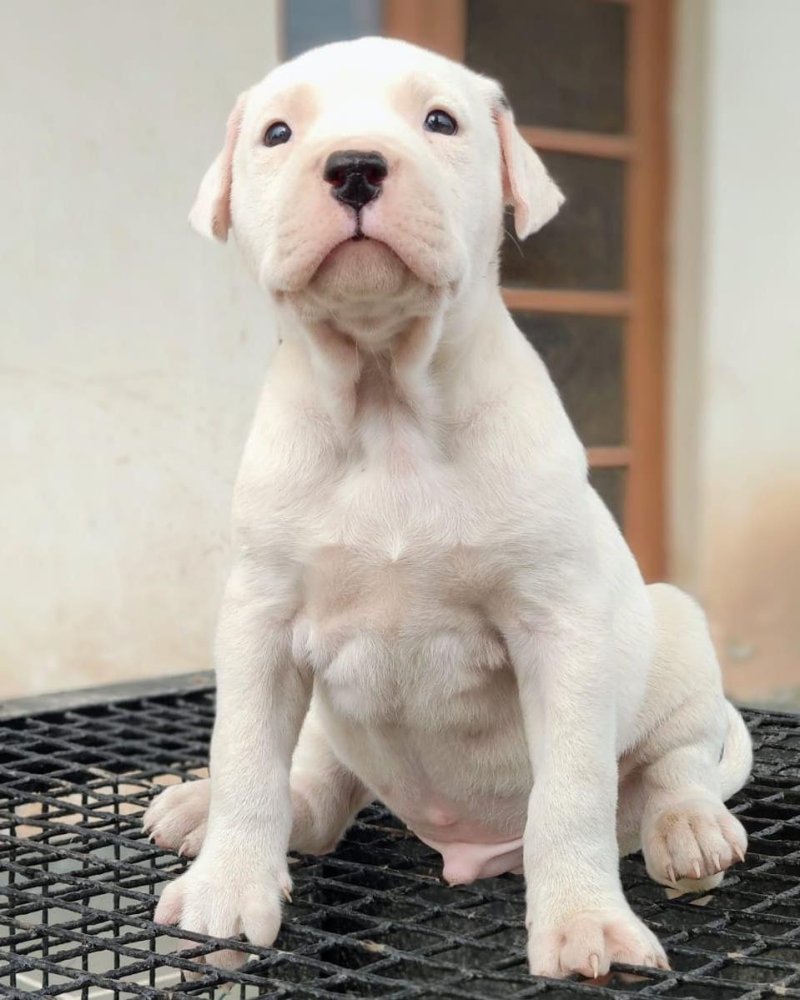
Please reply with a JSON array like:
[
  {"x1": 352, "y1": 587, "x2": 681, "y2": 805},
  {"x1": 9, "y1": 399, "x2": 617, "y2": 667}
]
[
  {"x1": 310, "y1": 238, "x2": 412, "y2": 300},
  {"x1": 281, "y1": 237, "x2": 444, "y2": 338}
]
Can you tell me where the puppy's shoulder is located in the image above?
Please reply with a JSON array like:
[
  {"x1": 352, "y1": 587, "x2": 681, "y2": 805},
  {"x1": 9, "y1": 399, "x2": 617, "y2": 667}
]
[
  {"x1": 456, "y1": 318, "x2": 585, "y2": 475},
  {"x1": 232, "y1": 341, "x2": 340, "y2": 525}
]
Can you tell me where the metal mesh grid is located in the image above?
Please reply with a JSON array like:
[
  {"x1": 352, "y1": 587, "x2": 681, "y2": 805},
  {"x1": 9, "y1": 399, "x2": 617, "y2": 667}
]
[{"x1": 1, "y1": 684, "x2": 799, "y2": 1000}]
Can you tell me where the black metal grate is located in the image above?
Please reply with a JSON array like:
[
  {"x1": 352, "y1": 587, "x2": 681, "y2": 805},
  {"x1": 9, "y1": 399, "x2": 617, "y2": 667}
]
[{"x1": 1, "y1": 682, "x2": 800, "y2": 999}]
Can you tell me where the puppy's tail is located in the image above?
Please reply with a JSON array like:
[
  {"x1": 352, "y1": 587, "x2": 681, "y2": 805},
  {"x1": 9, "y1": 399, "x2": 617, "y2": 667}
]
[{"x1": 720, "y1": 700, "x2": 753, "y2": 800}]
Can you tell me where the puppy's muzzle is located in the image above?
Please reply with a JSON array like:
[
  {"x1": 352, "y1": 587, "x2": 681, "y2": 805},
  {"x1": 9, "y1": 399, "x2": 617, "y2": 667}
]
[{"x1": 324, "y1": 150, "x2": 388, "y2": 213}]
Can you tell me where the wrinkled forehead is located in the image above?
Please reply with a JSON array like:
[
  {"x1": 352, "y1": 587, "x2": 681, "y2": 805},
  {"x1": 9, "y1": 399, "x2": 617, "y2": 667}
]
[{"x1": 245, "y1": 37, "x2": 491, "y2": 126}]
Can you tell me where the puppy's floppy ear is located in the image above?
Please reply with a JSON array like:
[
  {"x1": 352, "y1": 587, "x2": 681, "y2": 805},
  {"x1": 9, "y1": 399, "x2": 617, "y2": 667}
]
[
  {"x1": 189, "y1": 91, "x2": 248, "y2": 242},
  {"x1": 493, "y1": 93, "x2": 564, "y2": 239}
]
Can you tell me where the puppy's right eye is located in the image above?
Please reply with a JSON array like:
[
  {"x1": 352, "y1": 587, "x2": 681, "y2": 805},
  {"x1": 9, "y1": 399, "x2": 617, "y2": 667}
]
[{"x1": 264, "y1": 121, "x2": 292, "y2": 147}]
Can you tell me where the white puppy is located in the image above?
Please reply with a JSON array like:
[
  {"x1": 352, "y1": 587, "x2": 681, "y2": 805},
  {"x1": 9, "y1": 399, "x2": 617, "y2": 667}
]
[{"x1": 144, "y1": 37, "x2": 752, "y2": 979}]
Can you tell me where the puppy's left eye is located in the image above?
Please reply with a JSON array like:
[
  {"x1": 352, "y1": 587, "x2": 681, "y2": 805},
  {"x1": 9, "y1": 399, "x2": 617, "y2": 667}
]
[
  {"x1": 424, "y1": 110, "x2": 458, "y2": 136},
  {"x1": 264, "y1": 121, "x2": 292, "y2": 147}
]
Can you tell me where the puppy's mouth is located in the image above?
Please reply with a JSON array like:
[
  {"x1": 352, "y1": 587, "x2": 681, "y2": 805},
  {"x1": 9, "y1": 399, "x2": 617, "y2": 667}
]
[
  {"x1": 351, "y1": 216, "x2": 367, "y2": 242},
  {"x1": 312, "y1": 215, "x2": 408, "y2": 278},
  {"x1": 313, "y1": 228, "x2": 407, "y2": 288},
  {"x1": 272, "y1": 201, "x2": 457, "y2": 298},
  {"x1": 337, "y1": 212, "x2": 387, "y2": 249}
]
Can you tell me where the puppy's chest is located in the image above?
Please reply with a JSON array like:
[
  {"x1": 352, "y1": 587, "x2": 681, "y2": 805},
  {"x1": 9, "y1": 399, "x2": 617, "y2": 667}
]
[{"x1": 291, "y1": 453, "x2": 509, "y2": 722}]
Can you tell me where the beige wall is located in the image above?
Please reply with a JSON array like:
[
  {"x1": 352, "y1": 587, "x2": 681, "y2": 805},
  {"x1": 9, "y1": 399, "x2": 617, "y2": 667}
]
[
  {"x1": 0, "y1": 2, "x2": 279, "y2": 698},
  {"x1": 670, "y1": 0, "x2": 800, "y2": 705},
  {"x1": 2, "y1": 2, "x2": 798, "y2": 705}
]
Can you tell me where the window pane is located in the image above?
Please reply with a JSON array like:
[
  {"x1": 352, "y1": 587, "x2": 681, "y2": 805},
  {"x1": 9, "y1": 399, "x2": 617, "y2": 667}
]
[
  {"x1": 284, "y1": 0, "x2": 382, "y2": 57},
  {"x1": 515, "y1": 312, "x2": 624, "y2": 447},
  {"x1": 501, "y1": 152, "x2": 625, "y2": 290},
  {"x1": 466, "y1": 0, "x2": 627, "y2": 133},
  {"x1": 590, "y1": 467, "x2": 626, "y2": 530}
]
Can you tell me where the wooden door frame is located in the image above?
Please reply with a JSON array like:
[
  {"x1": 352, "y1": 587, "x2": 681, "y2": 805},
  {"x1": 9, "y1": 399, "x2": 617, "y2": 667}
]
[
  {"x1": 384, "y1": 0, "x2": 672, "y2": 581},
  {"x1": 384, "y1": 0, "x2": 466, "y2": 61}
]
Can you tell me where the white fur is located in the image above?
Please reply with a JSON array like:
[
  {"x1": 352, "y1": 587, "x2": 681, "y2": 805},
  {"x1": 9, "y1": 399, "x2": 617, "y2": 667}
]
[{"x1": 145, "y1": 37, "x2": 752, "y2": 979}]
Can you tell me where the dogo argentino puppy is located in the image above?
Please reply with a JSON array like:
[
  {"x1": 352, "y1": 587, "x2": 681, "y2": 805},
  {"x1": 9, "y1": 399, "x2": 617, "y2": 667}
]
[{"x1": 144, "y1": 37, "x2": 752, "y2": 979}]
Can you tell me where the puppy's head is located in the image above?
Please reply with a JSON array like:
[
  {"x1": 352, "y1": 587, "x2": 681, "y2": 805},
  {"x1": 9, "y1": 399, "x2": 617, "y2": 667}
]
[{"x1": 191, "y1": 38, "x2": 563, "y2": 328}]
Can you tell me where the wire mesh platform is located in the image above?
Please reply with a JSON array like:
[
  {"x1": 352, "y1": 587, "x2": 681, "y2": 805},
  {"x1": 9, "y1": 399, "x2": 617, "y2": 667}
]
[{"x1": 1, "y1": 678, "x2": 799, "y2": 999}]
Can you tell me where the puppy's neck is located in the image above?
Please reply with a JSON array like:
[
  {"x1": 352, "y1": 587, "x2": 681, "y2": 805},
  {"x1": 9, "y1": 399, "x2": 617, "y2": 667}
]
[
  {"x1": 301, "y1": 313, "x2": 443, "y2": 444},
  {"x1": 280, "y1": 276, "x2": 506, "y2": 454}
]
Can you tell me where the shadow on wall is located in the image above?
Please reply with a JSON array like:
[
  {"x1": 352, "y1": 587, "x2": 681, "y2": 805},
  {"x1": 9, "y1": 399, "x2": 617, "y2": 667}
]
[{"x1": 708, "y1": 476, "x2": 800, "y2": 710}]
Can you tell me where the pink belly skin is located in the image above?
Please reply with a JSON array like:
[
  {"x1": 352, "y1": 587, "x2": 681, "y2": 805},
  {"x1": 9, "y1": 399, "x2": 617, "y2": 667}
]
[
  {"x1": 383, "y1": 793, "x2": 526, "y2": 885},
  {"x1": 415, "y1": 831, "x2": 525, "y2": 884}
]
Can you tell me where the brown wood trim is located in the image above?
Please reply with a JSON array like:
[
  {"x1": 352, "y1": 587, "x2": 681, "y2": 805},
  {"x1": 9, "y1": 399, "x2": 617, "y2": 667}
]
[
  {"x1": 384, "y1": 0, "x2": 467, "y2": 61},
  {"x1": 503, "y1": 288, "x2": 632, "y2": 317},
  {"x1": 588, "y1": 446, "x2": 632, "y2": 469},
  {"x1": 623, "y1": 0, "x2": 671, "y2": 581},
  {"x1": 520, "y1": 126, "x2": 634, "y2": 160}
]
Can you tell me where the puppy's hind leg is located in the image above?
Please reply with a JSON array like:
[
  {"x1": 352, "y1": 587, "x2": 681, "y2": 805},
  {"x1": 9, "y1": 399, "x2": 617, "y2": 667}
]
[
  {"x1": 289, "y1": 705, "x2": 373, "y2": 855},
  {"x1": 639, "y1": 736, "x2": 748, "y2": 894},
  {"x1": 143, "y1": 706, "x2": 371, "y2": 858},
  {"x1": 636, "y1": 585, "x2": 751, "y2": 893}
]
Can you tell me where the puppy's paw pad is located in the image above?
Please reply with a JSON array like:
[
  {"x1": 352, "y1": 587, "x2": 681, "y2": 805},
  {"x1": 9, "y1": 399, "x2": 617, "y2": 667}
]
[
  {"x1": 644, "y1": 798, "x2": 747, "y2": 886},
  {"x1": 154, "y1": 856, "x2": 285, "y2": 971},
  {"x1": 178, "y1": 823, "x2": 207, "y2": 859},
  {"x1": 528, "y1": 908, "x2": 668, "y2": 979},
  {"x1": 143, "y1": 779, "x2": 211, "y2": 853},
  {"x1": 666, "y1": 870, "x2": 725, "y2": 897}
]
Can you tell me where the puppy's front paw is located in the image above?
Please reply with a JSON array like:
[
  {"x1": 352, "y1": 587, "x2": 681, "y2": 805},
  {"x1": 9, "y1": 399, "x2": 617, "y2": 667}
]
[
  {"x1": 528, "y1": 906, "x2": 669, "y2": 979},
  {"x1": 643, "y1": 796, "x2": 747, "y2": 888},
  {"x1": 154, "y1": 848, "x2": 290, "y2": 970},
  {"x1": 143, "y1": 779, "x2": 210, "y2": 857}
]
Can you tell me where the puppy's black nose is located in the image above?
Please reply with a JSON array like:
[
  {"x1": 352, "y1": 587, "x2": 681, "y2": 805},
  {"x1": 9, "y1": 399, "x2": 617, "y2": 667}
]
[{"x1": 324, "y1": 150, "x2": 388, "y2": 211}]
